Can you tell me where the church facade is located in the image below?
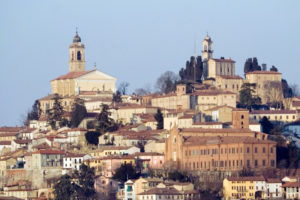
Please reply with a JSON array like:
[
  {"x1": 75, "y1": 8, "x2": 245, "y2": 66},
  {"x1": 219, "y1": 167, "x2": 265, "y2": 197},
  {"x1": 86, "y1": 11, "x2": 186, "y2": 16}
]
[
  {"x1": 40, "y1": 32, "x2": 117, "y2": 114},
  {"x1": 50, "y1": 32, "x2": 116, "y2": 97},
  {"x1": 202, "y1": 35, "x2": 236, "y2": 79}
]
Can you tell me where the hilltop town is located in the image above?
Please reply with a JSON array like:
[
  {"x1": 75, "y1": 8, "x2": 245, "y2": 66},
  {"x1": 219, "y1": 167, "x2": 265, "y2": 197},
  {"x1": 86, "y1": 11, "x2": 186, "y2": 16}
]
[{"x1": 1, "y1": 32, "x2": 300, "y2": 200}]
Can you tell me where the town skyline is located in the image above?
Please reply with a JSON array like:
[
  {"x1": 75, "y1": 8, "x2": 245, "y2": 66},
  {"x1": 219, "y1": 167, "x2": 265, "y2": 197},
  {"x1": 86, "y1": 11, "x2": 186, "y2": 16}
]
[{"x1": 1, "y1": 0, "x2": 300, "y2": 126}]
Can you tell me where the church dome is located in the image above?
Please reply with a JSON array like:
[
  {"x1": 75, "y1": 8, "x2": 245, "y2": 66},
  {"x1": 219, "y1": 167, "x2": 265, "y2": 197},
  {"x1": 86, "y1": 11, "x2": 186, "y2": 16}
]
[
  {"x1": 204, "y1": 35, "x2": 211, "y2": 41},
  {"x1": 73, "y1": 32, "x2": 81, "y2": 43}
]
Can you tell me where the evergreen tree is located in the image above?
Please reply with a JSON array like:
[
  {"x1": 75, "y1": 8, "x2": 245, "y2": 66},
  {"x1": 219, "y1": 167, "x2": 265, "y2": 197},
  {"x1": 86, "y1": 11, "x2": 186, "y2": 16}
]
[
  {"x1": 27, "y1": 100, "x2": 41, "y2": 121},
  {"x1": 112, "y1": 163, "x2": 140, "y2": 183},
  {"x1": 75, "y1": 164, "x2": 96, "y2": 199},
  {"x1": 244, "y1": 58, "x2": 253, "y2": 74},
  {"x1": 47, "y1": 94, "x2": 64, "y2": 129},
  {"x1": 259, "y1": 116, "x2": 274, "y2": 134},
  {"x1": 113, "y1": 90, "x2": 122, "y2": 103},
  {"x1": 85, "y1": 131, "x2": 101, "y2": 145},
  {"x1": 70, "y1": 98, "x2": 87, "y2": 128},
  {"x1": 154, "y1": 109, "x2": 164, "y2": 129},
  {"x1": 97, "y1": 104, "x2": 119, "y2": 135},
  {"x1": 239, "y1": 83, "x2": 262, "y2": 108},
  {"x1": 270, "y1": 65, "x2": 278, "y2": 72},
  {"x1": 53, "y1": 174, "x2": 76, "y2": 200}
]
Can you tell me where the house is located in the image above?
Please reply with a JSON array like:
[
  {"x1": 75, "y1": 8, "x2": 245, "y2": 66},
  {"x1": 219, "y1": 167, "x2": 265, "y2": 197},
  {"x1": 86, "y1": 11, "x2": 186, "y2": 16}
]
[
  {"x1": 282, "y1": 182, "x2": 300, "y2": 199},
  {"x1": 31, "y1": 149, "x2": 65, "y2": 169},
  {"x1": 63, "y1": 153, "x2": 91, "y2": 170}
]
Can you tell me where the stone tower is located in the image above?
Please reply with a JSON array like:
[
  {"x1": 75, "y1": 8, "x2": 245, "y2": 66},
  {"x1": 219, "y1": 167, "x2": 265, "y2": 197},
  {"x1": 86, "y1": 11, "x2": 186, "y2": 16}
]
[
  {"x1": 202, "y1": 35, "x2": 213, "y2": 61},
  {"x1": 69, "y1": 31, "x2": 85, "y2": 72}
]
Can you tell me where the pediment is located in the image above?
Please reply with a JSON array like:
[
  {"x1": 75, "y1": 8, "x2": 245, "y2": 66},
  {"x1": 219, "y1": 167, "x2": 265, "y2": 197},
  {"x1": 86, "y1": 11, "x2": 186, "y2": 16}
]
[{"x1": 76, "y1": 69, "x2": 117, "y2": 81}]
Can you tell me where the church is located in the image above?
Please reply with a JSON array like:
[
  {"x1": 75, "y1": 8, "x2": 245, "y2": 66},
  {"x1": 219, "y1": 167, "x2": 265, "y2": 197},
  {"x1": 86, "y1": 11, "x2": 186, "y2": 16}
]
[
  {"x1": 39, "y1": 32, "x2": 117, "y2": 114},
  {"x1": 51, "y1": 31, "x2": 116, "y2": 97},
  {"x1": 202, "y1": 35, "x2": 236, "y2": 79}
]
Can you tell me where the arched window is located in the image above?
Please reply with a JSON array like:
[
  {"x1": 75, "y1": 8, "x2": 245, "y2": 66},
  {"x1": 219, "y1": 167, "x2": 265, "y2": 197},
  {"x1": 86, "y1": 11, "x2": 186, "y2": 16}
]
[
  {"x1": 77, "y1": 51, "x2": 81, "y2": 61},
  {"x1": 241, "y1": 115, "x2": 244, "y2": 119}
]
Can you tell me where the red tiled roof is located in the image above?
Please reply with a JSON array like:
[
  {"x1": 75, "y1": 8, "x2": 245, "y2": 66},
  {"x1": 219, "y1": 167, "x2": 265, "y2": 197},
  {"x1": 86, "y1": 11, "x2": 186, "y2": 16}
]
[
  {"x1": 138, "y1": 187, "x2": 181, "y2": 195},
  {"x1": 0, "y1": 141, "x2": 11, "y2": 145},
  {"x1": 52, "y1": 70, "x2": 95, "y2": 81},
  {"x1": 0, "y1": 126, "x2": 23, "y2": 133},
  {"x1": 184, "y1": 136, "x2": 275, "y2": 145},
  {"x1": 216, "y1": 75, "x2": 243, "y2": 79},
  {"x1": 246, "y1": 70, "x2": 281, "y2": 75},
  {"x1": 191, "y1": 90, "x2": 236, "y2": 96},
  {"x1": 211, "y1": 58, "x2": 235, "y2": 63},
  {"x1": 282, "y1": 182, "x2": 300, "y2": 187},
  {"x1": 227, "y1": 176, "x2": 265, "y2": 182},
  {"x1": 251, "y1": 110, "x2": 297, "y2": 115},
  {"x1": 292, "y1": 101, "x2": 300, "y2": 107},
  {"x1": 32, "y1": 149, "x2": 65, "y2": 155}
]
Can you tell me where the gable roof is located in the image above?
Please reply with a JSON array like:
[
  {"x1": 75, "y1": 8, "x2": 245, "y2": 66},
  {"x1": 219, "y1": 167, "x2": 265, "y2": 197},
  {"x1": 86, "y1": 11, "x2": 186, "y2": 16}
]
[{"x1": 52, "y1": 70, "x2": 95, "y2": 81}]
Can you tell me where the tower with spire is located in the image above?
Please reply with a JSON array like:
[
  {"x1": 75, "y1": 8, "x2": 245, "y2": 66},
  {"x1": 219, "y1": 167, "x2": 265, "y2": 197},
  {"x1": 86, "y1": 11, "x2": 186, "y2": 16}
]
[
  {"x1": 202, "y1": 35, "x2": 213, "y2": 61},
  {"x1": 69, "y1": 30, "x2": 85, "y2": 72}
]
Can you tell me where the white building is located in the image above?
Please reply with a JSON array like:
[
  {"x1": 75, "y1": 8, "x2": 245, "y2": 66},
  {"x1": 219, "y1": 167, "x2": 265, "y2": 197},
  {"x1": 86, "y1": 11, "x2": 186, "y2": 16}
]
[{"x1": 63, "y1": 153, "x2": 91, "y2": 170}]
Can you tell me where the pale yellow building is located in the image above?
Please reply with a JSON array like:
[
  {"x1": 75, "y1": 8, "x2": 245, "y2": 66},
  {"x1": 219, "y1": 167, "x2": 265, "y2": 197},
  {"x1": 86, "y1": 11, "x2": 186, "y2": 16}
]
[
  {"x1": 202, "y1": 35, "x2": 236, "y2": 79},
  {"x1": 223, "y1": 177, "x2": 259, "y2": 200},
  {"x1": 250, "y1": 109, "x2": 298, "y2": 122},
  {"x1": 49, "y1": 32, "x2": 117, "y2": 97},
  {"x1": 245, "y1": 70, "x2": 283, "y2": 104},
  {"x1": 215, "y1": 75, "x2": 243, "y2": 98}
]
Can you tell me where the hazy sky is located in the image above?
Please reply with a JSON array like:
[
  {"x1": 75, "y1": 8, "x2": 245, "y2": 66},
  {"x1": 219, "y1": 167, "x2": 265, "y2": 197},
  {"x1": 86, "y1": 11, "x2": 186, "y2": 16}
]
[{"x1": 1, "y1": 0, "x2": 300, "y2": 126}]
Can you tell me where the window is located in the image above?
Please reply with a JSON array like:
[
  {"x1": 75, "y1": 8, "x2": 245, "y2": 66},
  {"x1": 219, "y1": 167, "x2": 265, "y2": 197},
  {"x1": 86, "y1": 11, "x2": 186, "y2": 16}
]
[
  {"x1": 255, "y1": 160, "x2": 258, "y2": 167},
  {"x1": 263, "y1": 147, "x2": 266, "y2": 153},
  {"x1": 241, "y1": 115, "x2": 244, "y2": 119},
  {"x1": 271, "y1": 160, "x2": 275, "y2": 167},
  {"x1": 247, "y1": 160, "x2": 250, "y2": 167},
  {"x1": 254, "y1": 147, "x2": 258, "y2": 153},
  {"x1": 262, "y1": 160, "x2": 266, "y2": 166},
  {"x1": 270, "y1": 147, "x2": 273, "y2": 153},
  {"x1": 77, "y1": 51, "x2": 81, "y2": 60},
  {"x1": 247, "y1": 147, "x2": 250, "y2": 153}
]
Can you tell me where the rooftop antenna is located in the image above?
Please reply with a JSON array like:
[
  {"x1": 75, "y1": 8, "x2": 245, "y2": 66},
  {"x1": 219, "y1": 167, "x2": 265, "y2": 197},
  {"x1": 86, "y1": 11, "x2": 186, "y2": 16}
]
[
  {"x1": 76, "y1": 27, "x2": 78, "y2": 35},
  {"x1": 193, "y1": 33, "x2": 197, "y2": 56},
  {"x1": 94, "y1": 62, "x2": 97, "y2": 69}
]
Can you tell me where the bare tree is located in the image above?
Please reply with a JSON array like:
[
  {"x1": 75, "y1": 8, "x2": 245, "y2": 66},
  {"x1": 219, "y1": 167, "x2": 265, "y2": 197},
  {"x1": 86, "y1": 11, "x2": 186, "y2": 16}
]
[
  {"x1": 118, "y1": 82, "x2": 130, "y2": 95},
  {"x1": 290, "y1": 83, "x2": 300, "y2": 97},
  {"x1": 155, "y1": 71, "x2": 179, "y2": 94},
  {"x1": 265, "y1": 81, "x2": 284, "y2": 109}
]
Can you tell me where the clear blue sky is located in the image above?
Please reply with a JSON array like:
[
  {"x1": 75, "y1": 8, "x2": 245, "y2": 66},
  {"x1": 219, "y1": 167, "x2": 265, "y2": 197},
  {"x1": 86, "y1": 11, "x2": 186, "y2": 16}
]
[{"x1": 1, "y1": 0, "x2": 300, "y2": 126}]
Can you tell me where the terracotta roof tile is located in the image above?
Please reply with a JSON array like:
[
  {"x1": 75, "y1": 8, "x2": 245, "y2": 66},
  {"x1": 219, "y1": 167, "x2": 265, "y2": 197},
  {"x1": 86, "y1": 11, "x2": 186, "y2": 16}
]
[
  {"x1": 52, "y1": 70, "x2": 95, "y2": 81},
  {"x1": 251, "y1": 110, "x2": 297, "y2": 115},
  {"x1": 227, "y1": 176, "x2": 265, "y2": 182},
  {"x1": 216, "y1": 75, "x2": 243, "y2": 79},
  {"x1": 246, "y1": 70, "x2": 281, "y2": 75}
]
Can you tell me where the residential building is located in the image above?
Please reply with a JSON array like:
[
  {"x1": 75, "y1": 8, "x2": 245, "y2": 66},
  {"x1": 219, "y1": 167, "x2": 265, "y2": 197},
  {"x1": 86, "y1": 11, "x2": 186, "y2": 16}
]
[
  {"x1": 31, "y1": 149, "x2": 65, "y2": 169},
  {"x1": 250, "y1": 109, "x2": 298, "y2": 123},
  {"x1": 165, "y1": 126, "x2": 275, "y2": 171},
  {"x1": 63, "y1": 153, "x2": 91, "y2": 170},
  {"x1": 245, "y1": 70, "x2": 282, "y2": 104}
]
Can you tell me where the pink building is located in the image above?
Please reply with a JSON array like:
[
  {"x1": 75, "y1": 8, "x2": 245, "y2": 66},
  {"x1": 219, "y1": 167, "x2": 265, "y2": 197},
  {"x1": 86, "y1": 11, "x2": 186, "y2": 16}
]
[{"x1": 135, "y1": 152, "x2": 164, "y2": 170}]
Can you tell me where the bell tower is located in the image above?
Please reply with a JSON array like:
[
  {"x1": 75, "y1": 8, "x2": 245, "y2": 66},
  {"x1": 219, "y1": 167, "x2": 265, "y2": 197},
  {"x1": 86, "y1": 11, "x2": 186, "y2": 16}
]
[
  {"x1": 69, "y1": 30, "x2": 85, "y2": 72},
  {"x1": 202, "y1": 35, "x2": 213, "y2": 61}
]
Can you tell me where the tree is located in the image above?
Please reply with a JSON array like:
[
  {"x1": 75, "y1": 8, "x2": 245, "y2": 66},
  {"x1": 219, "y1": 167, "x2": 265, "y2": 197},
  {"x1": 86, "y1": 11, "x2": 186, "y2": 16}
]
[
  {"x1": 27, "y1": 100, "x2": 41, "y2": 122},
  {"x1": 179, "y1": 56, "x2": 203, "y2": 83},
  {"x1": 168, "y1": 170, "x2": 187, "y2": 182},
  {"x1": 265, "y1": 81, "x2": 284, "y2": 109},
  {"x1": 118, "y1": 82, "x2": 130, "y2": 95},
  {"x1": 113, "y1": 90, "x2": 122, "y2": 103},
  {"x1": 47, "y1": 94, "x2": 64, "y2": 129},
  {"x1": 70, "y1": 98, "x2": 87, "y2": 128},
  {"x1": 259, "y1": 116, "x2": 274, "y2": 134},
  {"x1": 75, "y1": 164, "x2": 96, "y2": 199},
  {"x1": 85, "y1": 131, "x2": 101, "y2": 145},
  {"x1": 154, "y1": 109, "x2": 163, "y2": 129},
  {"x1": 244, "y1": 57, "x2": 261, "y2": 75},
  {"x1": 270, "y1": 65, "x2": 278, "y2": 72},
  {"x1": 97, "y1": 104, "x2": 119, "y2": 135},
  {"x1": 53, "y1": 174, "x2": 76, "y2": 200},
  {"x1": 239, "y1": 83, "x2": 261, "y2": 108},
  {"x1": 155, "y1": 71, "x2": 179, "y2": 94},
  {"x1": 112, "y1": 163, "x2": 140, "y2": 183}
]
